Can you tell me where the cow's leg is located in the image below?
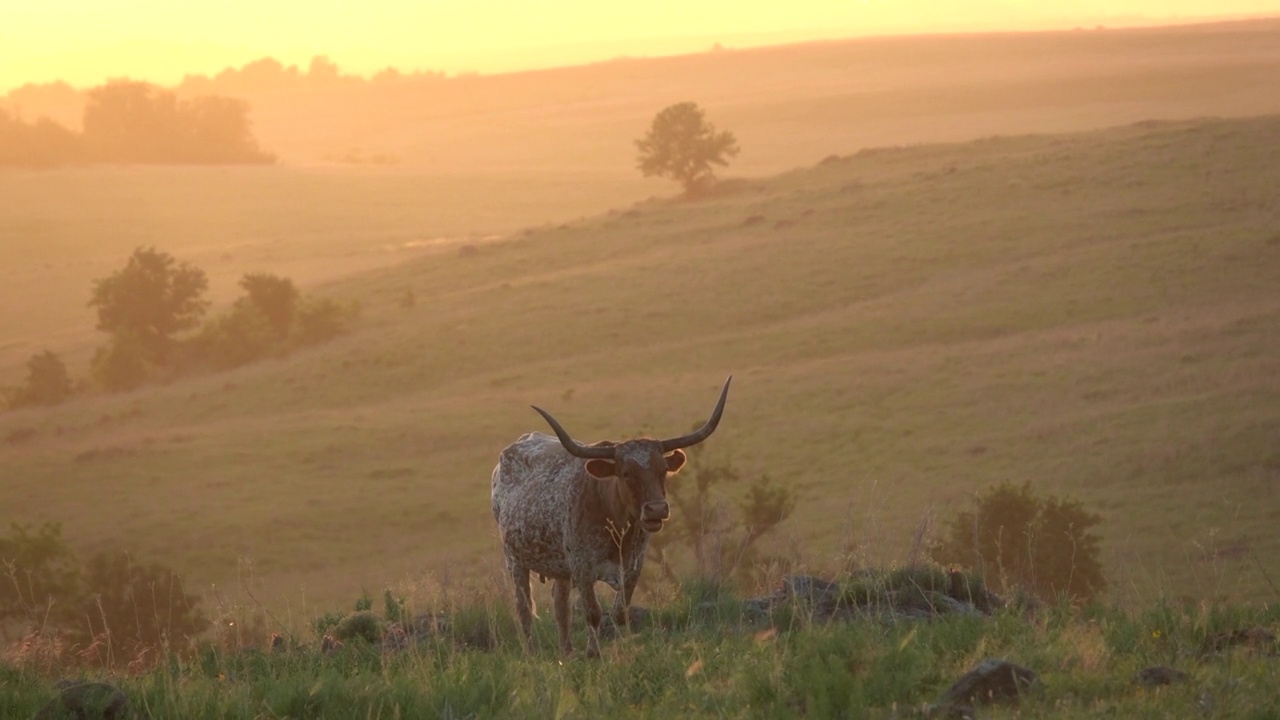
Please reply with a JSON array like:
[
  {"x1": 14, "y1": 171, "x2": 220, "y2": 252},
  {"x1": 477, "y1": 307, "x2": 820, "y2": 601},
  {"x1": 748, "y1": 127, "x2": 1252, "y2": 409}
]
[
  {"x1": 577, "y1": 577, "x2": 604, "y2": 658},
  {"x1": 613, "y1": 562, "x2": 642, "y2": 629},
  {"x1": 552, "y1": 578, "x2": 573, "y2": 656},
  {"x1": 507, "y1": 558, "x2": 534, "y2": 651}
]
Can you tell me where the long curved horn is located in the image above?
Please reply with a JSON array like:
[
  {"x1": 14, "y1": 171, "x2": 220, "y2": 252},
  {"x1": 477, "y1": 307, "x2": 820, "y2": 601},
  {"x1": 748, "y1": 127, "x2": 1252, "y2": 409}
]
[
  {"x1": 531, "y1": 405, "x2": 616, "y2": 459},
  {"x1": 661, "y1": 376, "x2": 732, "y2": 452}
]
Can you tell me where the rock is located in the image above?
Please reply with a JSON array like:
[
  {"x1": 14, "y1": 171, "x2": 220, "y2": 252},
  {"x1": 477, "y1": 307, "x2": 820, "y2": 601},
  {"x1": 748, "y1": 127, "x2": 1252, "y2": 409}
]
[
  {"x1": 774, "y1": 575, "x2": 843, "y2": 610},
  {"x1": 929, "y1": 593, "x2": 983, "y2": 616},
  {"x1": 1201, "y1": 626, "x2": 1277, "y2": 656},
  {"x1": 1135, "y1": 666, "x2": 1189, "y2": 687},
  {"x1": 407, "y1": 612, "x2": 450, "y2": 643},
  {"x1": 924, "y1": 702, "x2": 977, "y2": 719},
  {"x1": 892, "y1": 589, "x2": 980, "y2": 619},
  {"x1": 35, "y1": 680, "x2": 129, "y2": 720},
  {"x1": 382, "y1": 622, "x2": 410, "y2": 652},
  {"x1": 600, "y1": 605, "x2": 650, "y2": 639},
  {"x1": 622, "y1": 604, "x2": 650, "y2": 630},
  {"x1": 320, "y1": 634, "x2": 344, "y2": 653},
  {"x1": 946, "y1": 570, "x2": 1005, "y2": 613},
  {"x1": 742, "y1": 597, "x2": 773, "y2": 622},
  {"x1": 938, "y1": 658, "x2": 1039, "y2": 707}
]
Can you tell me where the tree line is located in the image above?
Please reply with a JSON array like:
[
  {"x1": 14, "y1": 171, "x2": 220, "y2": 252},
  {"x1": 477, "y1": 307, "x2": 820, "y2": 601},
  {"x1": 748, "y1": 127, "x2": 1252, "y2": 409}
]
[
  {"x1": 176, "y1": 55, "x2": 439, "y2": 98},
  {"x1": 0, "y1": 81, "x2": 274, "y2": 167},
  {"x1": 3, "y1": 247, "x2": 356, "y2": 409},
  {"x1": 2, "y1": 55, "x2": 442, "y2": 138}
]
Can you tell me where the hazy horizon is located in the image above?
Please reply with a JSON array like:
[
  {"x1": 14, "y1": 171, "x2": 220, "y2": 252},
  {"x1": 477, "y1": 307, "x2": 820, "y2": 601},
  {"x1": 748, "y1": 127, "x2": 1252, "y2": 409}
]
[{"x1": 4, "y1": 1, "x2": 1279, "y2": 93}]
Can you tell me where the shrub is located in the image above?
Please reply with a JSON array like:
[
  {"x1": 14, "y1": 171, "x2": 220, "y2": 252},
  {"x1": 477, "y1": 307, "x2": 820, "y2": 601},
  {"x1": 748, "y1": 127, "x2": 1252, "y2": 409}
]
[
  {"x1": 76, "y1": 551, "x2": 209, "y2": 658},
  {"x1": 238, "y1": 273, "x2": 299, "y2": 338},
  {"x1": 89, "y1": 333, "x2": 152, "y2": 391},
  {"x1": 648, "y1": 449, "x2": 796, "y2": 589},
  {"x1": 4, "y1": 350, "x2": 73, "y2": 409},
  {"x1": 186, "y1": 275, "x2": 354, "y2": 370},
  {"x1": 0, "y1": 523, "x2": 81, "y2": 631},
  {"x1": 191, "y1": 302, "x2": 277, "y2": 369},
  {"x1": 930, "y1": 481, "x2": 1106, "y2": 603},
  {"x1": 290, "y1": 297, "x2": 356, "y2": 347},
  {"x1": 333, "y1": 610, "x2": 384, "y2": 644}
]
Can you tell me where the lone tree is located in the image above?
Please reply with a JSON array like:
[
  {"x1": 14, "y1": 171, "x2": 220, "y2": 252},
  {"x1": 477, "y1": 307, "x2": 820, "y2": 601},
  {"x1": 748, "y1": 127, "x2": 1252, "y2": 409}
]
[
  {"x1": 635, "y1": 102, "x2": 740, "y2": 195},
  {"x1": 89, "y1": 247, "x2": 209, "y2": 368}
]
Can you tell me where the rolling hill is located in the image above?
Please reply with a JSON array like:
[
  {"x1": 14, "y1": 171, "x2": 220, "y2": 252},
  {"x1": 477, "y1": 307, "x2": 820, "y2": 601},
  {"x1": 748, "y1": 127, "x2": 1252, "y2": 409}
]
[
  {"x1": 2, "y1": 113, "x2": 1278, "y2": 615},
  {"x1": 4, "y1": 18, "x2": 1280, "y2": 383}
]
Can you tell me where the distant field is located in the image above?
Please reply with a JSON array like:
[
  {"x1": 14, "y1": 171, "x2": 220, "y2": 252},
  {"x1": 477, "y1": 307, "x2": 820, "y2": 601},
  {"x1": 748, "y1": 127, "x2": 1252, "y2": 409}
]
[
  {"x1": 0, "y1": 166, "x2": 633, "y2": 380},
  {"x1": 2, "y1": 113, "x2": 1278, "y2": 620},
  {"x1": 4, "y1": 19, "x2": 1279, "y2": 382},
  {"x1": 245, "y1": 18, "x2": 1280, "y2": 173}
]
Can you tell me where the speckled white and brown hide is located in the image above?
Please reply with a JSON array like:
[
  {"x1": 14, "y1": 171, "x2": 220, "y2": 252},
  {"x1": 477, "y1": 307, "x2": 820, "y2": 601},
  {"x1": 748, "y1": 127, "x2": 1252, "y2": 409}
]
[{"x1": 491, "y1": 432, "x2": 668, "y2": 657}]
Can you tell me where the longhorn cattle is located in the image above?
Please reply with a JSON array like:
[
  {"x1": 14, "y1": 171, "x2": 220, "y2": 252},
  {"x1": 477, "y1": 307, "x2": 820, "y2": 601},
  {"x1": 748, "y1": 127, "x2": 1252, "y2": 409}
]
[{"x1": 491, "y1": 377, "x2": 732, "y2": 657}]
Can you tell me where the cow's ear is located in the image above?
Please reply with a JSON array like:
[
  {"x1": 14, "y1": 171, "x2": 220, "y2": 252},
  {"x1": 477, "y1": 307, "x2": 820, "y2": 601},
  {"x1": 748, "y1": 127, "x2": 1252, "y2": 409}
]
[
  {"x1": 584, "y1": 459, "x2": 617, "y2": 479},
  {"x1": 664, "y1": 449, "x2": 687, "y2": 474}
]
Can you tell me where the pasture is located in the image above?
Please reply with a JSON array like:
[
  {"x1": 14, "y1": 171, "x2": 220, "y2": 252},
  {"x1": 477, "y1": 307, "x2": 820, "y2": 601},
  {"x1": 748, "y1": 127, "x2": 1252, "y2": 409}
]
[
  {"x1": 2, "y1": 19, "x2": 1280, "y2": 626},
  {"x1": 4, "y1": 585, "x2": 1280, "y2": 718},
  {"x1": 5, "y1": 17, "x2": 1280, "y2": 376},
  {"x1": 2, "y1": 110, "x2": 1278, "y2": 621}
]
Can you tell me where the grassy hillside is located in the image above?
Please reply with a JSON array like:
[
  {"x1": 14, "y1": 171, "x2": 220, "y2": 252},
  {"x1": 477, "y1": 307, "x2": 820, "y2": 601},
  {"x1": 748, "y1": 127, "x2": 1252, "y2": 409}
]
[
  {"x1": 0, "y1": 166, "x2": 631, "y2": 377},
  {"x1": 5, "y1": 19, "x2": 1280, "y2": 380},
  {"x1": 2, "y1": 114, "x2": 1278, "y2": 615}
]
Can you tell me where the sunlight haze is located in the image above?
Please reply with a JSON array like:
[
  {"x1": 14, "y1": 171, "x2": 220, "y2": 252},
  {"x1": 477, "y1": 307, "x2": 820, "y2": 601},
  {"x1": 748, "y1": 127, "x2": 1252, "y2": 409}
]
[
  {"x1": 4, "y1": 0, "x2": 1279, "y2": 90},
  {"x1": 3, "y1": 0, "x2": 1280, "y2": 703}
]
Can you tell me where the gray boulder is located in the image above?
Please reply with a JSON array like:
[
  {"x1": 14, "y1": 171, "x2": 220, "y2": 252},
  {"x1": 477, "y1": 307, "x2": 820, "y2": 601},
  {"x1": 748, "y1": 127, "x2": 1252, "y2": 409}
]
[
  {"x1": 938, "y1": 658, "x2": 1039, "y2": 706},
  {"x1": 1135, "y1": 666, "x2": 1189, "y2": 687},
  {"x1": 34, "y1": 680, "x2": 129, "y2": 720}
]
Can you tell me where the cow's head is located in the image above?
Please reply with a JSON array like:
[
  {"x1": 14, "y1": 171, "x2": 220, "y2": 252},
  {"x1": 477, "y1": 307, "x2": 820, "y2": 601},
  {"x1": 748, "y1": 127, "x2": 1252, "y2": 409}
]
[{"x1": 532, "y1": 377, "x2": 732, "y2": 534}]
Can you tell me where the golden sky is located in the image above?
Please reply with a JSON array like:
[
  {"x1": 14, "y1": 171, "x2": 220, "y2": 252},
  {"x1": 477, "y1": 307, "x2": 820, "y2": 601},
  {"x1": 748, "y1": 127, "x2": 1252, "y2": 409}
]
[{"x1": 4, "y1": 0, "x2": 1279, "y2": 91}]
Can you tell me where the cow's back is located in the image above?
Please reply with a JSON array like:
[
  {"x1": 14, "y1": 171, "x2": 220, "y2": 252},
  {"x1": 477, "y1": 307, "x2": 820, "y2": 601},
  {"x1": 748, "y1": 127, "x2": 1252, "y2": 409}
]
[{"x1": 491, "y1": 432, "x2": 583, "y2": 576}]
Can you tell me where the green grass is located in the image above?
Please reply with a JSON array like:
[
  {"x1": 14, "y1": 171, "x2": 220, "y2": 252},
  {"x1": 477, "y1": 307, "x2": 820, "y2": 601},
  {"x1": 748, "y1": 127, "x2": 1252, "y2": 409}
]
[
  {"x1": 3, "y1": 582, "x2": 1279, "y2": 719},
  {"x1": 2, "y1": 114, "x2": 1279, "y2": 617}
]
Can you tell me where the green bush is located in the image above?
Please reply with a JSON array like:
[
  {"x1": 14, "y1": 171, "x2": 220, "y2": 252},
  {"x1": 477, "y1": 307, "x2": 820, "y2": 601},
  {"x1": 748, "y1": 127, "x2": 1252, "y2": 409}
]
[
  {"x1": 333, "y1": 610, "x2": 384, "y2": 644},
  {"x1": 0, "y1": 523, "x2": 81, "y2": 631},
  {"x1": 76, "y1": 551, "x2": 209, "y2": 657},
  {"x1": 930, "y1": 481, "x2": 1106, "y2": 603},
  {"x1": 647, "y1": 449, "x2": 796, "y2": 590}
]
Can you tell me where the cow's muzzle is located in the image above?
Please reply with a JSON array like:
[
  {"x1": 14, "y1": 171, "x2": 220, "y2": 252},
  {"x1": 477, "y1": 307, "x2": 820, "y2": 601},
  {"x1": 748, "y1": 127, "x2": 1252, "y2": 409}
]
[{"x1": 641, "y1": 501, "x2": 670, "y2": 533}]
